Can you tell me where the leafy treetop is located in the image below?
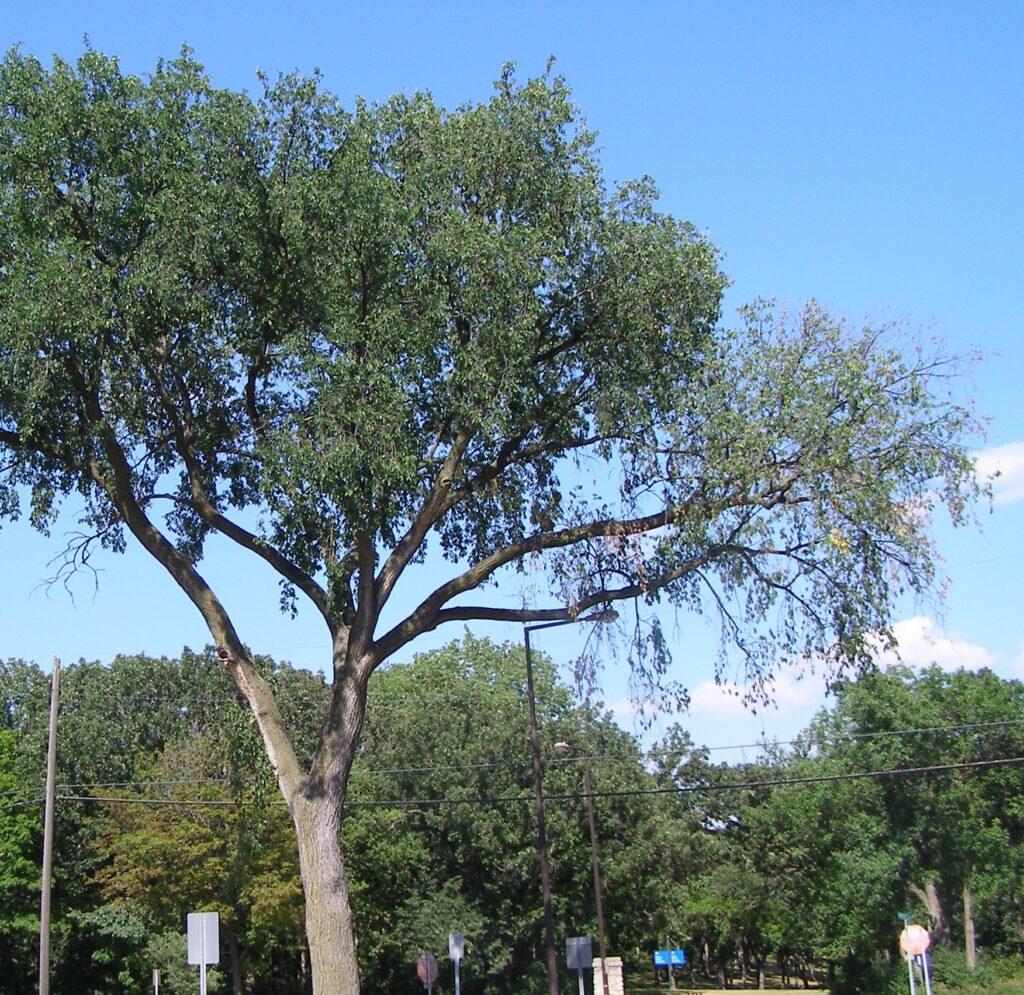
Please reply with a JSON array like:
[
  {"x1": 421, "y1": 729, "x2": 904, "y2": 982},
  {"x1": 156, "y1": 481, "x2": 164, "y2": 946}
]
[{"x1": 0, "y1": 46, "x2": 981, "y2": 737}]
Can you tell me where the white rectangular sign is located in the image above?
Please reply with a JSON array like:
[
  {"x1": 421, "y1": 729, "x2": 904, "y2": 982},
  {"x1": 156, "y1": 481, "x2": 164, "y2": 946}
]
[
  {"x1": 566, "y1": 936, "x2": 592, "y2": 970},
  {"x1": 187, "y1": 912, "x2": 220, "y2": 966}
]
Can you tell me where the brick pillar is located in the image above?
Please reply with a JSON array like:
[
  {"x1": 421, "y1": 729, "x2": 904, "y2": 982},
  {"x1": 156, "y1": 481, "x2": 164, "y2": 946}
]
[{"x1": 593, "y1": 957, "x2": 624, "y2": 995}]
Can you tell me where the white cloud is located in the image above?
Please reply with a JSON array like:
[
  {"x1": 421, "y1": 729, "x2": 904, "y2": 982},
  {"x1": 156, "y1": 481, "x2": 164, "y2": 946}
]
[
  {"x1": 975, "y1": 442, "x2": 1024, "y2": 505},
  {"x1": 613, "y1": 619, "x2": 1004, "y2": 746},
  {"x1": 688, "y1": 680, "x2": 752, "y2": 720},
  {"x1": 689, "y1": 668, "x2": 828, "y2": 722},
  {"x1": 687, "y1": 616, "x2": 999, "y2": 725},
  {"x1": 605, "y1": 667, "x2": 827, "y2": 733},
  {"x1": 1011, "y1": 642, "x2": 1024, "y2": 679},
  {"x1": 606, "y1": 697, "x2": 639, "y2": 722},
  {"x1": 875, "y1": 615, "x2": 998, "y2": 672}
]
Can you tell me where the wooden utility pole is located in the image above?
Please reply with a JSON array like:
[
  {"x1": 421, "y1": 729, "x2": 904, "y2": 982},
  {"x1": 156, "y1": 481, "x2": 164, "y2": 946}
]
[{"x1": 39, "y1": 655, "x2": 60, "y2": 995}]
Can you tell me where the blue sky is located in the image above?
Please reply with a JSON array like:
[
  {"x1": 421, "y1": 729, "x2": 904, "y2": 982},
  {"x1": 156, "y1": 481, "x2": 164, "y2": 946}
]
[{"x1": 2, "y1": 1, "x2": 1022, "y2": 753}]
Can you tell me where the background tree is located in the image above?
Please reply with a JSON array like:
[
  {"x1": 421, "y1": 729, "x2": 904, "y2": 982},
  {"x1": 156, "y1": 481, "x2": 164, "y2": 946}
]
[
  {"x1": 645, "y1": 728, "x2": 726, "y2": 984},
  {"x1": 343, "y1": 635, "x2": 666, "y2": 994},
  {"x1": 814, "y1": 666, "x2": 1024, "y2": 979},
  {"x1": 683, "y1": 666, "x2": 1024, "y2": 994},
  {"x1": 0, "y1": 650, "x2": 325, "y2": 994},
  {"x1": 0, "y1": 46, "x2": 983, "y2": 994},
  {"x1": 0, "y1": 725, "x2": 40, "y2": 995},
  {"x1": 4, "y1": 649, "x2": 1024, "y2": 991},
  {"x1": 91, "y1": 721, "x2": 306, "y2": 994}
]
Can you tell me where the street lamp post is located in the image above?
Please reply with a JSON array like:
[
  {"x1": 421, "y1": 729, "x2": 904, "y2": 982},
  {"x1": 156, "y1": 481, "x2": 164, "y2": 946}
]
[
  {"x1": 524, "y1": 622, "x2": 560, "y2": 995},
  {"x1": 556, "y1": 741, "x2": 609, "y2": 995},
  {"x1": 524, "y1": 611, "x2": 616, "y2": 995}
]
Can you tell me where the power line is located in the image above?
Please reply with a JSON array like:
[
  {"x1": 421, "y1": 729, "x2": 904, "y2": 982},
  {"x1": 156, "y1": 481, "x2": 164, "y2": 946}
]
[
  {"x1": 0, "y1": 797, "x2": 43, "y2": 812},
  {"x1": 665, "y1": 717, "x2": 1024, "y2": 761},
  {"x1": 60, "y1": 777, "x2": 232, "y2": 790},
  {"x1": 40, "y1": 754, "x2": 1024, "y2": 812},
  {"x1": 6, "y1": 715, "x2": 1023, "y2": 795},
  {"x1": 8, "y1": 779, "x2": 238, "y2": 796},
  {"x1": 352, "y1": 718, "x2": 1024, "y2": 775}
]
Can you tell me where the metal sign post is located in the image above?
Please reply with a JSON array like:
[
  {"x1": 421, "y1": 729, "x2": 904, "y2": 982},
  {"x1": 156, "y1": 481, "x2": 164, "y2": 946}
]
[
  {"x1": 38, "y1": 657, "x2": 60, "y2": 995},
  {"x1": 919, "y1": 952, "x2": 934, "y2": 995},
  {"x1": 187, "y1": 912, "x2": 220, "y2": 995},
  {"x1": 449, "y1": 932, "x2": 465, "y2": 995}
]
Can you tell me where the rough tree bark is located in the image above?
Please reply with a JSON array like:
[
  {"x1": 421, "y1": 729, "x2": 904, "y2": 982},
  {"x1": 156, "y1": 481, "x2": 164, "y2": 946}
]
[
  {"x1": 293, "y1": 796, "x2": 361, "y2": 995},
  {"x1": 963, "y1": 877, "x2": 976, "y2": 971},
  {"x1": 909, "y1": 880, "x2": 951, "y2": 945}
]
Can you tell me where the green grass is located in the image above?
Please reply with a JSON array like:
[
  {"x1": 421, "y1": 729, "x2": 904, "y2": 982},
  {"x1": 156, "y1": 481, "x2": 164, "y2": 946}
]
[{"x1": 962, "y1": 985, "x2": 1024, "y2": 995}]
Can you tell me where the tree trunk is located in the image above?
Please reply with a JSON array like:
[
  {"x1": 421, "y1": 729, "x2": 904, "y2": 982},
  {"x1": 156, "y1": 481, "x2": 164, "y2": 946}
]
[
  {"x1": 293, "y1": 793, "x2": 361, "y2": 995},
  {"x1": 798, "y1": 959, "x2": 810, "y2": 989},
  {"x1": 229, "y1": 929, "x2": 243, "y2": 995},
  {"x1": 909, "y1": 880, "x2": 951, "y2": 945},
  {"x1": 218, "y1": 634, "x2": 370, "y2": 995},
  {"x1": 963, "y1": 877, "x2": 976, "y2": 971}
]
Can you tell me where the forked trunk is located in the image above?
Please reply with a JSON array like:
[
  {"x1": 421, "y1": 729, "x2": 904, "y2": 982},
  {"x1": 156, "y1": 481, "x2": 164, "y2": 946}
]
[
  {"x1": 293, "y1": 793, "x2": 361, "y2": 995},
  {"x1": 218, "y1": 637, "x2": 370, "y2": 995},
  {"x1": 909, "y1": 880, "x2": 950, "y2": 945}
]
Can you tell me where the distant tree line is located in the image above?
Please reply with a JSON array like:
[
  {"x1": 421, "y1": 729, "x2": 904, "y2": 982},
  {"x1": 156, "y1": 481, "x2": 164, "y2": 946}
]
[{"x1": 1, "y1": 638, "x2": 1022, "y2": 994}]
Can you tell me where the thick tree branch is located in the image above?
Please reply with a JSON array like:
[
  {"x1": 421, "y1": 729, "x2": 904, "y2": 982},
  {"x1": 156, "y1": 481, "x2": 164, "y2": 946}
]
[
  {"x1": 347, "y1": 531, "x2": 378, "y2": 673},
  {"x1": 375, "y1": 426, "x2": 475, "y2": 608},
  {"x1": 372, "y1": 471, "x2": 811, "y2": 662},
  {"x1": 59, "y1": 358, "x2": 306, "y2": 803},
  {"x1": 377, "y1": 418, "x2": 606, "y2": 614},
  {"x1": 145, "y1": 357, "x2": 333, "y2": 629},
  {"x1": 378, "y1": 541, "x2": 755, "y2": 661},
  {"x1": 105, "y1": 452, "x2": 306, "y2": 804},
  {"x1": 371, "y1": 504, "x2": 682, "y2": 661}
]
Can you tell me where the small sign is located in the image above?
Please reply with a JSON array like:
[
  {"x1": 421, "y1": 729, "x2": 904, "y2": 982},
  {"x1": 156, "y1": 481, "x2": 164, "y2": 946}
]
[
  {"x1": 566, "y1": 936, "x2": 593, "y2": 970},
  {"x1": 187, "y1": 912, "x2": 220, "y2": 995},
  {"x1": 417, "y1": 953, "x2": 439, "y2": 986},
  {"x1": 653, "y1": 949, "x2": 686, "y2": 967},
  {"x1": 187, "y1": 912, "x2": 220, "y2": 965},
  {"x1": 900, "y1": 924, "x2": 931, "y2": 957}
]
